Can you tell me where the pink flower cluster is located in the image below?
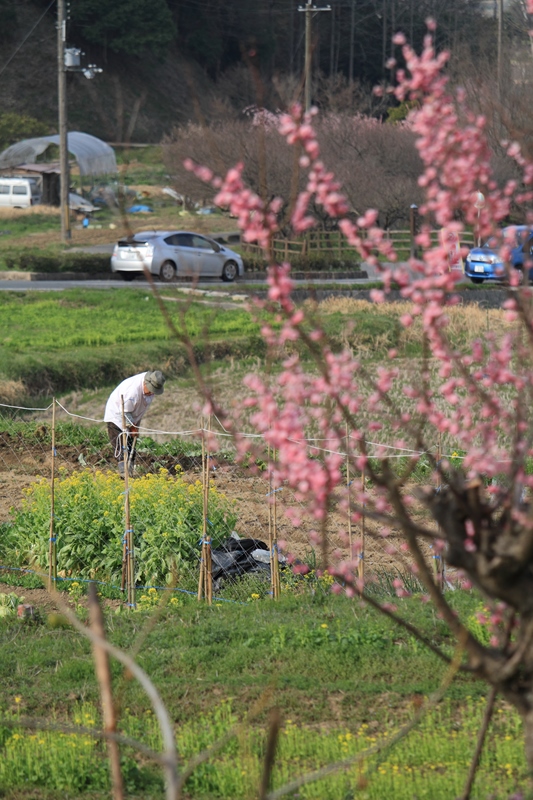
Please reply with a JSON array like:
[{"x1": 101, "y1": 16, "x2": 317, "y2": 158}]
[
  {"x1": 183, "y1": 158, "x2": 281, "y2": 248},
  {"x1": 239, "y1": 350, "x2": 365, "y2": 524},
  {"x1": 184, "y1": 26, "x2": 533, "y2": 599},
  {"x1": 277, "y1": 105, "x2": 397, "y2": 264}
]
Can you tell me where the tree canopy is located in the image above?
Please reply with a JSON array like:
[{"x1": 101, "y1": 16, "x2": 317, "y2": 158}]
[{"x1": 71, "y1": 0, "x2": 176, "y2": 56}]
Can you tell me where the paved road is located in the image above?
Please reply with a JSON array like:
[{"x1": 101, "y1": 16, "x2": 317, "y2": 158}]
[{"x1": 0, "y1": 272, "x2": 384, "y2": 292}]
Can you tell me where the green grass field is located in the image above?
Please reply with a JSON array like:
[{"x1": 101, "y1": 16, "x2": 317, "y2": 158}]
[
  {"x1": 0, "y1": 588, "x2": 529, "y2": 799},
  {"x1": 0, "y1": 288, "x2": 266, "y2": 396},
  {"x1": 0, "y1": 287, "x2": 529, "y2": 798},
  {"x1": 0, "y1": 287, "x2": 511, "y2": 402}
]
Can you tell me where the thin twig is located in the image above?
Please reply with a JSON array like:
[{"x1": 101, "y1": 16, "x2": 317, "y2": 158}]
[
  {"x1": 459, "y1": 686, "x2": 497, "y2": 800},
  {"x1": 460, "y1": 612, "x2": 515, "y2": 799},
  {"x1": 49, "y1": 588, "x2": 180, "y2": 800},
  {"x1": 89, "y1": 583, "x2": 125, "y2": 800},
  {"x1": 259, "y1": 708, "x2": 281, "y2": 800}
]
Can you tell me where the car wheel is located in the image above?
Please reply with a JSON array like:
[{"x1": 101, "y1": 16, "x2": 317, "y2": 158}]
[
  {"x1": 222, "y1": 260, "x2": 238, "y2": 282},
  {"x1": 119, "y1": 272, "x2": 136, "y2": 282},
  {"x1": 159, "y1": 261, "x2": 176, "y2": 282},
  {"x1": 471, "y1": 277, "x2": 484, "y2": 284}
]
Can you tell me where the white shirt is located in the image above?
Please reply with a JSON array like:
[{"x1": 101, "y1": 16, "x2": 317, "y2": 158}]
[{"x1": 104, "y1": 372, "x2": 154, "y2": 428}]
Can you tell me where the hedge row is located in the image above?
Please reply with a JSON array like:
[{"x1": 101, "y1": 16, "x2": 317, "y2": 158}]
[
  {"x1": 0, "y1": 249, "x2": 364, "y2": 276},
  {"x1": 1, "y1": 250, "x2": 111, "y2": 274},
  {"x1": 242, "y1": 252, "x2": 363, "y2": 273}
]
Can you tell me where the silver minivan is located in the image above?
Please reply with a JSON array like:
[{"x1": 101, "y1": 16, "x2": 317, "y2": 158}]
[
  {"x1": 110, "y1": 230, "x2": 244, "y2": 282},
  {"x1": 0, "y1": 178, "x2": 41, "y2": 208}
]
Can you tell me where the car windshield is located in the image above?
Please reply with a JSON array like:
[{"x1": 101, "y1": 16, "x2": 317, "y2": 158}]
[{"x1": 482, "y1": 228, "x2": 530, "y2": 249}]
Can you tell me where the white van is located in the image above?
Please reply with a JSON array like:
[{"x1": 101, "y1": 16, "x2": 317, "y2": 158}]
[{"x1": 0, "y1": 178, "x2": 41, "y2": 208}]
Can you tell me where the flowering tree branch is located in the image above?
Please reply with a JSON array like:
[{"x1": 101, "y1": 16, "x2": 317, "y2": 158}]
[{"x1": 184, "y1": 21, "x2": 533, "y2": 771}]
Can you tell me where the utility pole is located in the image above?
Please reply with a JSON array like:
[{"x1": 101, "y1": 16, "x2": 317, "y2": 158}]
[
  {"x1": 348, "y1": 0, "x2": 355, "y2": 84},
  {"x1": 497, "y1": 0, "x2": 503, "y2": 99},
  {"x1": 57, "y1": 0, "x2": 70, "y2": 242},
  {"x1": 298, "y1": 0, "x2": 331, "y2": 112},
  {"x1": 57, "y1": 0, "x2": 101, "y2": 243}
]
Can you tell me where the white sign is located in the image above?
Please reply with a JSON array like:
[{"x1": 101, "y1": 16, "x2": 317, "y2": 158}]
[{"x1": 440, "y1": 228, "x2": 464, "y2": 272}]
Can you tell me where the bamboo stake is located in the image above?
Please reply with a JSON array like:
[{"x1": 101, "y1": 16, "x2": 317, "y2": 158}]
[
  {"x1": 120, "y1": 397, "x2": 135, "y2": 609},
  {"x1": 88, "y1": 583, "x2": 125, "y2": 800},
  {"x1": 120, "y1": 408, "x2": 128, "y2": 596},
  {"x1": 197, "y1": 416, "x2": 212, "y2": 604},
  {"x1": 207, "y1": 417, "x2": 212, "y2": 604},
  {"x1": 198, "y1": 417, "x2": 206, "y2": 602},
  {"x1": 120, "y1": 529, "x2": 127, "y2": 595},
  {"x1": 267, "y1": 441, "x2": 272, "y2": 590},
  {"x1": 346, "y1": 423, "x2": 353, "y2": 560},
  {"x1": 359, "y1": 468, "x2": 365, "y2": 583},
  {"x1": 267, "y1": 443, "x2": 281, "y2": 600},
  {"x1": 271, "y1": 462, "x2": 280, "y2": 600},
  {"x1": 48, "y1": 399, "x2": 57, "y2": 592},
  {"x1": 434, "y1": 433, "x2": 444, "y2": 589},
  {"x1": 197, "y1": 419, "x2": 206, "y2": 602}
]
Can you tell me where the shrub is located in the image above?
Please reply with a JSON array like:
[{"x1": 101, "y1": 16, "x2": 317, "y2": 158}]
[
  {"x1": 0, "y1": 113, "x2": 50, "y2": 151},
  {"x1": 242, "y1": 252, "x2": 363, "y2": 273},
  {"x1": 2, "y1": 250, "x2": 110, "y2": 274},
  {"x1": 163, "y1": 113, "x2": 424, "y2": 228}
]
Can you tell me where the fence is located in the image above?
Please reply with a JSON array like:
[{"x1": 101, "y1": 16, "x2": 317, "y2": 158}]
[
  {"x1": 241, "y1": 228, "x2": 476, "y2": 262},
  {"x1": 0, "y1": 399, "x2": 450, "y2": 609}
]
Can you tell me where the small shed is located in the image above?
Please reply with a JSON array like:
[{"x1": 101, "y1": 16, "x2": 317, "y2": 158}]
[
  {"x1": 0, "y1": 132, "x2": 117, "y2": 206},
  {"x1": 0, "y1": 162, "x2": 61, "y2": 205}
]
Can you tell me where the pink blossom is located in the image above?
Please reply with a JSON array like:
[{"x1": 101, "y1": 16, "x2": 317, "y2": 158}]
[{"x1": 179, "y1": 31, "x2": 533, "y2": 693}]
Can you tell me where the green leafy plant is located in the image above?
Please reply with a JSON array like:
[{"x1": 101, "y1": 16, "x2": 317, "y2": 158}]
[
  {"x1": 0, "y1": 592, "x2": 22, "y2": 617},
  {"x1": 8, "y1": 467, "x2": 237, "y2": 586}
]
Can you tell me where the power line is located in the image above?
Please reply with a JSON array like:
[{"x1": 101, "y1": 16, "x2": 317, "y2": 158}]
[{"x1": 0, "y1": 0, "x2": 56, "y2": 80}]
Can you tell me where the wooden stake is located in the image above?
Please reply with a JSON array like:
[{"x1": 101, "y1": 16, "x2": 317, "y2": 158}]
[
  {"x1": 120, "y1": 397, "x2": 135, "y2": 609},
  {"x1": 359, "y1": 468, "x2": 365, "y2": 583},
  {"x1": 346, "y1": 423, "x2": 353, "y2": 559},
  {"x1": 197, "y1": 416, "x2": 212, "y2": 604},
  {"x1": 48, "y1": 399, "x2": 57, "y2": 592},
  {"x1": 88, "y1": 583, "x2": 125, "y2": 800}
]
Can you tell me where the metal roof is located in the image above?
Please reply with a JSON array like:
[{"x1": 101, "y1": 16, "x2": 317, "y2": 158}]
[
  {"x1": 0, "y1": 162, "x2": 61, "y2": 175},
  {"x1": 0, "y1": 132, "x2": 117, "y2": 176}
]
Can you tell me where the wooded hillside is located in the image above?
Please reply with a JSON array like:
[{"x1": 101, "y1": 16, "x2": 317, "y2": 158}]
[{"x1": 0, "y1": 0, "x2": 527, "y2": 143}]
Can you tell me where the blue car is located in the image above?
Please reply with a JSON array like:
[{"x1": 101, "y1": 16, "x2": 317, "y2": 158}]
[{"x1": 464, "y1": 225, "x2": 533, "y2": 284}]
